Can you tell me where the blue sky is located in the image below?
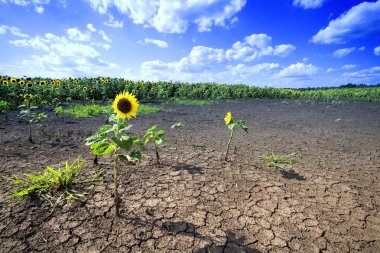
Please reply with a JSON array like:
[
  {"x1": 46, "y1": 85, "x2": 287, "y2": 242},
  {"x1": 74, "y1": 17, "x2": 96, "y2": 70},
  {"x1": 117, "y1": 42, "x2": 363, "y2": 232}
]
[{"x1": 1, "y1": 0, "x2": 380, "y2": 88}]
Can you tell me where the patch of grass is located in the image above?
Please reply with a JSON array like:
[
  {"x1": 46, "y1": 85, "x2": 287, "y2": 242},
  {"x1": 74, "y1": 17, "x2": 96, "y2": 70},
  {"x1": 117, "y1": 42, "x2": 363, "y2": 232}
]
[
  {"x1": 56, "y1": 103, "x2": 162, "y2": 118},
  {"x1": 166, "y1": 98, "x2": 214, "y2": 106},
  {"x1": 4, "y1": 158, "x2": 104, "y2": 212},
  {"x1": 138, "y1": 104, "x2": 163, "y2": 114},
  {"x1": 259, "y1": 152, "x2": 297, "y2": 168},
  {"x1": 0, "y1": 100, "x2": 11, "y2": 112},
  {"x1": 56, "y1": 103, "x2": 109, "y2": 118}
]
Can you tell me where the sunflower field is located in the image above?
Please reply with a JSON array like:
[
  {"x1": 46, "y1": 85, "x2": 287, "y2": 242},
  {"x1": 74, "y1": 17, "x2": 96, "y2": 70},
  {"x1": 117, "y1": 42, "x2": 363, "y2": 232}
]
[{"x1": 1, "y1": 75, "x2": 379, "y2": 110}]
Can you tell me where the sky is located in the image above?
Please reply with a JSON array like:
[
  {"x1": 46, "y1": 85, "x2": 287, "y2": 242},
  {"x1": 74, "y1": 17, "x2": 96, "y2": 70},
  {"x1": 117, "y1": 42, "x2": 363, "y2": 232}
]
[{"x1": 0, "y1": 0, "x2": 380, "y2": 88}]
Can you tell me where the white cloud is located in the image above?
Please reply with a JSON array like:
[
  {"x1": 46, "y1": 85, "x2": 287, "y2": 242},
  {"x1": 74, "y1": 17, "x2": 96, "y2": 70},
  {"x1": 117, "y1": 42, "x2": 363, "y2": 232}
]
[
  {"x1": 358, "y1": 46, "x2": 365, "y2": 51},
  {"x1": 104, "y1": 14, "x2": 124, "y2": 28},
  {"x1": 87, "y1": 23, "x2": 96, "y2": 32},
  {"x1": 226, "y1": 63, "x2": 279, "y2": 76},
  {"x1": 1, "y1": 0, "x2": 51, "y2": 12},
  {"x1": 311, "y1": 1, "x2": 380, "y2": 44},
  {"x1": 0, "y1": 25, "x2": 6, "y2": 35},
  {"x1": 138, "y1": 38, "x2": 168, "y2": 48},
  {"x1": 302, "y1": 57, "x2": 308, "y2": 62},
  {"x1": 374, "y1": 46, "x2": 380, "y2": 56},
  {"x1": 332, "y1": 47, "x2": 356, "y2": 58},
  {"x1": 273, "y1": 63, "x2": 320, "y2": 79},
  {"x1": 136, "y1": 33, "x2": 294, "y2": 83},
  {"x1": 86, "y1": 0, "x2": 247, "y2": 33},
  {"x1": 0, "y1": 25, "x2": 29, "y2": 37},
  {"x1": 7, "y1": 27, "x2": 117, "y2": 77},
  {"x1": 341, "y1": 64, "x2": 357, "y2": 69},
  {"x1": 326, "y1": 68, "x2": 335, "y2": 73},
  {"x1": 98, "y1": 30, "x2": 111, "y2": 43},
  {"x1": 293, "y1": 0, "x2": 325, "y2": 9},
  {"x1": 226, "y1": 33, "x2": 296, "y2": 62},
  {"x1": 343, "y1": 66, "x2": 380, "y2": 79},
  {"x1": 35, "y1": 6, "x2": 44, "y2": 13},
  {"x1": 67, "y1": 27, "x2": 91, "y2": 41}
]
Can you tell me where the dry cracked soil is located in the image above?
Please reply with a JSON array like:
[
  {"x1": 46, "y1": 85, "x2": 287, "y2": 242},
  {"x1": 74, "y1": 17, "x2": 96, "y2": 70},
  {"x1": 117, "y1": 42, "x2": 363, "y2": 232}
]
[{"x1": 0, "y1": 99, "x2": 379, "y2": 253}]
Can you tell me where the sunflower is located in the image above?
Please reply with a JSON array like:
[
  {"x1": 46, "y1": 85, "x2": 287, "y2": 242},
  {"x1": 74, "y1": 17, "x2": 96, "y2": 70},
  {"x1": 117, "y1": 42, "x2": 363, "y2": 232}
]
[
  {"x1": 113, "y1": 91, "x2": 139, "y2": 120},
  {"x1": 19, "y1": 80, "x2": 25, "y2": 85},
  {"x1": 224, "y1": 112, "x2": 232, "y2": 124},
  {"x1": 10, "y1": 78, "x2": 17, "y2": 84},
  {"x1": 26, "y1": 82, "x2": 34, "y2": 88},
  {"x1": 24, "y1": 94, "x2": 33, "y2": 100},
  {"x1": 39, "y1": 80, "x2": 46, "y2": 86},
  {"x1": 0, "y1": 75, "x2": 3, "y2": 81},
  {"x1": 2, "y1": 80, "x2": 8, "y2": 85}
]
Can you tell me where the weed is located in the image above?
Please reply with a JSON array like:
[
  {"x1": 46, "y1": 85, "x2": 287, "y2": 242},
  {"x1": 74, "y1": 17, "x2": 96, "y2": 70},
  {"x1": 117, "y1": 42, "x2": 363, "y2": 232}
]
[
  {"x1": 259, "y1": 152, "x2": 297, "y2": 168},
  {"x1": 4, "y1": 157, "x2": 103, "y2": 213}
]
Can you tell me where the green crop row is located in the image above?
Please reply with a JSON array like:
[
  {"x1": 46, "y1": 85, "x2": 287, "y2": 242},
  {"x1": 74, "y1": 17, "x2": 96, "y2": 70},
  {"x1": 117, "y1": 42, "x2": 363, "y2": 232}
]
[{"x1": 1, "y1": 75, "x2": 379, "y2": 109}]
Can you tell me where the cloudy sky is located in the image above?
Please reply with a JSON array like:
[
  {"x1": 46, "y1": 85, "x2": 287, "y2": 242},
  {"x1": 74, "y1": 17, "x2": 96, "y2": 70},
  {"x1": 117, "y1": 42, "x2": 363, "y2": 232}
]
[{"x1": 1, "y1": 0, "x2": 380, "y2": 88}]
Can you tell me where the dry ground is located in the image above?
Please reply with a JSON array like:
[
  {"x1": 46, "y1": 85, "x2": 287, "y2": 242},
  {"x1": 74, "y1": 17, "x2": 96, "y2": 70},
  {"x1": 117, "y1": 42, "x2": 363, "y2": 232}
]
[{"x1": 0, "y1": 99, "x2": 379, "y2": 253}]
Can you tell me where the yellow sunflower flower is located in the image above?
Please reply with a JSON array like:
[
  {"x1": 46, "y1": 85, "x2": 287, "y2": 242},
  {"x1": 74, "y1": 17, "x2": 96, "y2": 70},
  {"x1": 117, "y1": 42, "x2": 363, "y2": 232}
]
[
  {"x1": 113, "y1": 91, "x2": 139, "y2": 120},
  {"x1": 39, "y1": 80, "x2": 46, "y2": 86},
  {"x1": 26, "y1": 82, "x2": 34, "y2": 88},
  {"x1": 224, "y1": 112, "x2": 232, "y2": 124},
  {"x1": 10, "y1": 78, "x2": 17, "y2": 84},
  {"x1": 0, "y1": 75, "x2": 3, "y2": 81},
  {"x1": 24, "y1": 94, "x2": 33, "y2": 100},
  {"x1": 2, "y1": 80, "x2": 9, "y2": 85}
]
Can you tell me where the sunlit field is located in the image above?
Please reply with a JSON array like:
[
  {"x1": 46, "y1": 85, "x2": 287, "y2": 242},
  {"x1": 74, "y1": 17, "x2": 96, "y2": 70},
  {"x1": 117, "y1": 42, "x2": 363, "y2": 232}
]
[{"x1": 1, "y1": 0, "x2": 380, "y2": 252}]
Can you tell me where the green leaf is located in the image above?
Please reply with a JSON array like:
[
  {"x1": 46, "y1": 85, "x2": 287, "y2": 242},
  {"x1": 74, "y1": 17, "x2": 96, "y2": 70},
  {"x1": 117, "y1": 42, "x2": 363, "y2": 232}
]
[
  {"x1": 111, "y1": 136, "x2": 133, "y2": 151},
  {"x1": 228, "y1": 122, "x2": 236, "y2": 130},
  {"x1": 144, "y1": 125, "x2": 157, "y2": 138},
  {"x1": 118, "y1": 121, "x2": 132, "y2": 133},
  {"x1": 117, "y1": 151, "x2": 141, "y2": 163},
  {"x1": 236, "y1": 120, "x2": 248, "y2": 132},
  {"x1": 90, "y1": 142, "x2": 115, "y2": 155},
  {"x1": 128, "y1": 150, "x2": 142, "y2": 162},
  {"x1": 108, "y1": 114, "x2": 119, "y2": 123},
  {"x1": 156, "y1": 130, "x2": 165, "y2": 137},
  {"x1": 97, "y1": 125, "x2": 113, "y2": 135},
  {"x1": 171, "y1": 122, "x2": 184, "y2": 129},
  {"x1": 85, "y1": 134, "x2": 107, "y2": 146}
]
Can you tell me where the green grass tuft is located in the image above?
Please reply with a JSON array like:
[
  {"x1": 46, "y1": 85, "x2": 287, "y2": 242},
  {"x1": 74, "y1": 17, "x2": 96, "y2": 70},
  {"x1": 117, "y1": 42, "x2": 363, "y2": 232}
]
[
  {"x1": 259, "y1": 152, "x2": 297, "y2": 168},
  {"x1": 166, "y1": 98, "x2": 214, "y2": 106},
  {"x1": 4, "y1": 158, "x2": 104, "y2": 212},
  {"x1": 138, "y1": 104, "x2": 163, "y2": 114},
  {"x1": 56, "y1": 103, "x2": 108, "y2": 118}
]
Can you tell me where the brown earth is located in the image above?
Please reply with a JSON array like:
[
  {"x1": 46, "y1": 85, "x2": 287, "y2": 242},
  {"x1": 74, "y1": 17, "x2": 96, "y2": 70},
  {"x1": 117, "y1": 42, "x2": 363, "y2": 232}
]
[{"x1": 0, "y1": 99, "x2": 379, "y2": 253}]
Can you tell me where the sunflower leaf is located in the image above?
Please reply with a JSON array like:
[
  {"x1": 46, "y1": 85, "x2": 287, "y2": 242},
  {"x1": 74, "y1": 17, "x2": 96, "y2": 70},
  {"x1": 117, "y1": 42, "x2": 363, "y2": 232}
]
[
  {"x1": 85, "y1": 134, "x2": 107, "y2": 145},
  {"x1": 111, "y1": 136, "x2": 133, "y2": 152},
  {"x1": 90, "y1": 142, "x2": 115, "y2": 155},
  {"x1": 236, "y1": 120, "x2": 248, "y2": 132},
  {"x1": 128, "y1": 150, "x2": 142, "y2": 162},
  {"x1": 97, "y1": 125, "x2": 113, "y2": 135},
  {"x1": 228, "y1": 122, "x2": 236, "y2": 130}
]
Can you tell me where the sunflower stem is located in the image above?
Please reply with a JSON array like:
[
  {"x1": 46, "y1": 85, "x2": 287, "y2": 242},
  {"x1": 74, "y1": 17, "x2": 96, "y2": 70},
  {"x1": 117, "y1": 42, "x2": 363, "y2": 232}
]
[
  {"x1": 225, "y1": 127, "x2": 235, "y2": 161},
  {"x1": 114, "y1": 124, "x2": 120, "y2": 217},
  {"x1": 27, "y1": 100, "x2": 33, "y2": 143},
  {"x1": 155, "y1": 146, "x2": 160, "y2": 164},
  {"x1": 114, "y1": 154, "x2": 120, "y2": 216}
]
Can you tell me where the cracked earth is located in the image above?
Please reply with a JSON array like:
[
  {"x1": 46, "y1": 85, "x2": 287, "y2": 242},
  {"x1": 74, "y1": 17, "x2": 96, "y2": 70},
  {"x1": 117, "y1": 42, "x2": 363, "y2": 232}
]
[{"x1": 0, "y1": 99, "x2": 379, "y2": 252}]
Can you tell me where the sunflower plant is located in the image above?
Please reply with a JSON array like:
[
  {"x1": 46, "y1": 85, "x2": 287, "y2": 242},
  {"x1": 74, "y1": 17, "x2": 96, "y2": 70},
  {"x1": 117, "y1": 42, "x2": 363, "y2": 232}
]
[
  {"x1": 85, "y1": 91, "x2": 143, "y2": 216},
  {"x1": 143, "y1": 125, "x2": 168, "y2": 164},
  {"x1": 224, "y1": 112, "x2": 248, "y2": 161},
  {"x1": 18, "y1": 94, "x2": 47, "y2": 143},
  {"x1": 171, "y1": 122, "x2": 184, "y2": 145}
]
